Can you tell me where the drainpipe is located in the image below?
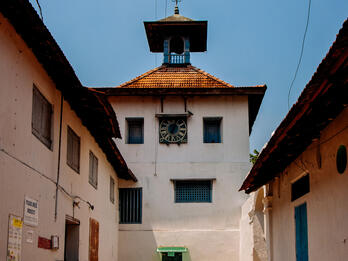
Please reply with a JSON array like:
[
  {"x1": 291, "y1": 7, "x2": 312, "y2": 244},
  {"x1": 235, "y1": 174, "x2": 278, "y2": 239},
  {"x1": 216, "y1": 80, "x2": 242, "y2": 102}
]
[
  {"x1": 54, "y1": 93, "x2": 64, "y2": 221},
  {"x1": 263, "y1": 184, "x2": 274, "y2": 261}
]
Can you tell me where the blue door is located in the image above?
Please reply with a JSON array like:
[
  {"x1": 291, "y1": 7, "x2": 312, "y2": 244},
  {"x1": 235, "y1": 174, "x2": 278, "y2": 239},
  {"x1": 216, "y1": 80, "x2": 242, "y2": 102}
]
[{"x1": 295, "y1": 203, "x2": 309, "y2": 261}]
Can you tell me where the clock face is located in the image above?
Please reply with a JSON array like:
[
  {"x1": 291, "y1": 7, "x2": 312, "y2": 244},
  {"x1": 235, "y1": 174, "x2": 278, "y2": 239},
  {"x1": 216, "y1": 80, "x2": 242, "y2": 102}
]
[{"x1": 159, "y1": 118, "x2": 187, "y2": 143}]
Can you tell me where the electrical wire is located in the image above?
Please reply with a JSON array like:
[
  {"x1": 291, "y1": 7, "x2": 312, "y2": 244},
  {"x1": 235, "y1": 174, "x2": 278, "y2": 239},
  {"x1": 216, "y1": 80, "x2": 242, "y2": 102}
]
[
  {"x1": 0, "y1": 147, "x2": 94, "y2": 210},
  {"x1": 35, "y1": 0, "x2": 43, "y2": 21},
  {"x1": 165, "y1": 0, "x2": 168, "y2": 17},
  {"x1": 287, "y1": 0, "x2": 312, "y2": 109}
]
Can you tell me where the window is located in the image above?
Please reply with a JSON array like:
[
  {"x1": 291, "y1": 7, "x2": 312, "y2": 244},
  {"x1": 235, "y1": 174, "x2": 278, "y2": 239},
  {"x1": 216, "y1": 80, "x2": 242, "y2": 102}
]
[
  {"x1": 119, "y1": 188, "x2": 142, "y2": 224},
  {"x1": 89, "y1": 151, "x2": 98, "y2": 189},
  {"x1": 174, "y1": 180, "x2": 212, "y2": 203},
  {"x1": 203, "y1": 117, "x2": 222, "y2": 143},
  {"x1": 110, "y1": 177, "x2": 115, "y2": 204},
  {"x1": 32, "y1": 85, "x2": 52, "y2": 149},
  {"x1": 291, "y1": 174, "x2": 310, "y2": 201},
  {"x1": 67, "y1": 126, "x2": 80, "y2": 173},
  {"x1": 126, "y1": 118, "x2": 144, "y2": 144}
]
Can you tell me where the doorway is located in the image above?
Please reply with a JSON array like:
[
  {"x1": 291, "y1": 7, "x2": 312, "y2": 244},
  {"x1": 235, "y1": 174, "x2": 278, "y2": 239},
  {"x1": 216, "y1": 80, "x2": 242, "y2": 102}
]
[
  {"x1": 295, "y1": 203, "x2": 308, "y2": 261},
  {"x1": 64, "y1": 216, "x2": 80, "y2": 261},
  {"x1": 162, "y1": 252, "x2": 182, "y2": 261}
]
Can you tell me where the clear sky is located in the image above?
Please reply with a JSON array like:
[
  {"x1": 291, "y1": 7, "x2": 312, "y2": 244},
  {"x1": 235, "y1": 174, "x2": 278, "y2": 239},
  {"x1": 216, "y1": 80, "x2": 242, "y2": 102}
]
[{"x1": 29, "y1": 0, "x2": 347, "y2": 152}]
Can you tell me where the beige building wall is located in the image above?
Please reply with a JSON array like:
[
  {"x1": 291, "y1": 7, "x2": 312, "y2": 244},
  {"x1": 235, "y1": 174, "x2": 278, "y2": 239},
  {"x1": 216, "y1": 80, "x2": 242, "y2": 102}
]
[
  {"x1": 268, "y1": 107, "x2": 348, "y2": 261},
  {"x1": 0, "y1": 13, "x2": 120, "y2": 261},
  {"x1": 110, "y1": 95, "x2": 252, "y2": 261}
]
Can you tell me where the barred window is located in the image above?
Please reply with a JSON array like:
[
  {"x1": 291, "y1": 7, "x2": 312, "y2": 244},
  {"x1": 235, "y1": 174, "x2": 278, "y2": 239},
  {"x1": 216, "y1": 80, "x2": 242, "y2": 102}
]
[
  {"x1": 119, "y1": 188, "x2": 142, "y2": 224},
  {"x1": 89, "y1": 151, "x2": 98, "y2": 189},
  {"x1": 32, "y1": 85, "x2": 52, "y2": 149},
  {"x1": 174, "y1": 180, "x2": 212, "y2": 203}
]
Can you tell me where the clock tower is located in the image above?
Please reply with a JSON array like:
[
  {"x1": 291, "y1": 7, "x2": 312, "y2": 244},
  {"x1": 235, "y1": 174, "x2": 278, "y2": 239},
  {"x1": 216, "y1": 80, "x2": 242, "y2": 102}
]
[{"x1": 96, "y1": 2, "x2": 266, "y2": 261}]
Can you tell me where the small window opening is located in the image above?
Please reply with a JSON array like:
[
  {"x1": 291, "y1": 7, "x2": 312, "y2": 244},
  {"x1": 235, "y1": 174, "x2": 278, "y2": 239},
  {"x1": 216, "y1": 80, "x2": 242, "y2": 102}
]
[
  {"x1": 32, "y1": 85, "x2": 52, "y2": 149},
  {"x1": 291, "y1": 174, "x2": 310, "y2": 201},
  {"x1": 170, "y1": 36, "x2": 184, "y2": 54},
  {"x1": 175, "y1": 180, "x2": 212, "y2": 203},
  {"x1": 119, "y1": 188, "x2": 142, "y2": 224},
  {"x1": 336, "y1": 145, "x2": 347, "y2": 174},
  {"x1": 203, "y1": 117, "x2": 222, "y2": 143},
  {"x1": 89, "y1": 151, "x2": 98, "y2": 189},
  {"x1": 67, "y1": 126, "x2": 80, "y2": 173},
  {"x1": 126, "y1": 118, "x2": 144, "y2": 144}
]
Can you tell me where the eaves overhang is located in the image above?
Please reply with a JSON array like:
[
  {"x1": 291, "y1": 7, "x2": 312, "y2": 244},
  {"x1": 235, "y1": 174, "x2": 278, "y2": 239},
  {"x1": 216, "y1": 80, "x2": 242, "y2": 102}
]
[
  {"x1": 240, "y1": 19, "x2": 348, "y2": 193},
  {"x1": 1, "y1": 0, "x2": 136, "y2": 181},
  {"x1": 144, "y1": 20, "x2": 208, "y2": 52},
  {"x1": 96, "y1": 85, "x2": 266, "y2": 135}
]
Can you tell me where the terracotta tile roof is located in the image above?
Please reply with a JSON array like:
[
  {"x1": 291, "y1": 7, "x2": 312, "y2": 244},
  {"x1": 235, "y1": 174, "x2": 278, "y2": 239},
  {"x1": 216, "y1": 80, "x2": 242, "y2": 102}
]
[{"x1": 117, "y1": 65, "x2": 236, "y2": 89}]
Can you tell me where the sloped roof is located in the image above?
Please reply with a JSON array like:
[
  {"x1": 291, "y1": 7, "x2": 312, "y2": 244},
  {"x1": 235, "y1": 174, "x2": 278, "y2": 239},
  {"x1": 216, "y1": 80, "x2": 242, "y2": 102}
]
[
  {"x1": 96, "y1": 65, "x2": 266, "y2": 135},
  {"x1": 0, "y1": 0, "x2": 136, "y2": 181},
  {"x1": 240, "y1": 19, "x2": 348, "y2": 193},
  {"x1": 158, "y1": 14, "x2": 194, "y2": 22},
  {"x1": 117, "y1": 65, "x2": 236, "y2": 88}
]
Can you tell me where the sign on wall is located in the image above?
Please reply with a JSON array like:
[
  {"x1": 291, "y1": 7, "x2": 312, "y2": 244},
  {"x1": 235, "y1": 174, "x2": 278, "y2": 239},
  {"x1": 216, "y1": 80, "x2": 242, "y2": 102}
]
[
  {"x1": 7, "y1": 214, "x2": 23, "y2": 261},
  {"x1": 23, "y1": 196, "x2": 38, "y2": 227}
]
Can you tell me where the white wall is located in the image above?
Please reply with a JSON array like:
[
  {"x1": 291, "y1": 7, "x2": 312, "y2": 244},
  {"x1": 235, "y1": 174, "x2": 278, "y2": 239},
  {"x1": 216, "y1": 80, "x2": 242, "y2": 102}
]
[
  {"x1": 109, "y1": 94, "x2": 252, "y2": 261},
  {"x1": 0, "y1": 13, "x2": 120, "y2": 261},
  {"x1": 270, "y1": 107, "x2": 348, "y2": 261}
]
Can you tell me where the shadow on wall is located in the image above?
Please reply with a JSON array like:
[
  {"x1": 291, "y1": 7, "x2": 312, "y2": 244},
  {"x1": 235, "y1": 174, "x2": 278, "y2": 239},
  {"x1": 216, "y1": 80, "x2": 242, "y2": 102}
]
[
  {"x1": 252, "y1": 188, "x2": 267, "y2": 261},
  {"x1": 119, "y1": 229, "x2": 193, "y2": 261}
]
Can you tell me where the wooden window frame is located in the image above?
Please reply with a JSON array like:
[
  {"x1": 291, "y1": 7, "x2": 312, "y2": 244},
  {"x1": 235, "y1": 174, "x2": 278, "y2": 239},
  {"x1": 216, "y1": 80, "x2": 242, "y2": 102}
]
[
  {"x1": 67, "y1": 126, "x2": 80, "y2": 173},
  {"x1": 110, "y1": 177, "x2": 115, "y2": 204},
  {"x1": 126, "y1": 118, "x2": 144, "y2": 144},
  {"x1": 32, "y1": 85, "x2": 53, "y2": 149},
  {"x1": 89, "y1": 151, "x2": 98, "y2": 189},
  {"x1": 203, "y1": 117, "x2": 222, "y2": 143}
]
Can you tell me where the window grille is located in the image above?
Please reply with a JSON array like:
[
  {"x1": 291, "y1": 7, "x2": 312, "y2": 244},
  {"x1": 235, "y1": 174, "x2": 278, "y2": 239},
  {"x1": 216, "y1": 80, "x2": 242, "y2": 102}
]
[
  {"x1": 67, "y1": 126, "x2": 80, "y2": 173},
  {"x1": 175, "y1": 180, "x2": 212, "y2": 203},
  {"x1": 291, "y1": 174, "x2": 310, "y2": 201},
  {"x1": 119, "y1": 188, "x2": 142, "y2": 224},
  {"x1": 89, "y1": 151, "x2": 98, "y2": 189},
  {"x1": 32, "y1": 85, "x2": 52, "y2": 149},
  {"x1": 126, "y1": 118, "x2": 144, "y2": 144},
  {"x1": 203, "y1": 117, "x2": 222, "y2": 143}
]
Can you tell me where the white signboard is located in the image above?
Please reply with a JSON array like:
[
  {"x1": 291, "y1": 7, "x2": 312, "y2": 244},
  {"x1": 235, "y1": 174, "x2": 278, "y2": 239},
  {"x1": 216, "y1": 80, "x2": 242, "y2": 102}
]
[
  {"x1": 24, "y1": 197, "x2": 38, "y2": 227},
  {"x1": 7, "y1": 214, "x2": 23, "y2": 261}
]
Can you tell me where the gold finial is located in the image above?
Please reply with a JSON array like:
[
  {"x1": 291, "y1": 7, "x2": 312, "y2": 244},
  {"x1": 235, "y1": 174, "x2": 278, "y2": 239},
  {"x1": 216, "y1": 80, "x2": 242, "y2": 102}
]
[{"x1": 172, "y1": 0, "x2": 182, "y2": 14}]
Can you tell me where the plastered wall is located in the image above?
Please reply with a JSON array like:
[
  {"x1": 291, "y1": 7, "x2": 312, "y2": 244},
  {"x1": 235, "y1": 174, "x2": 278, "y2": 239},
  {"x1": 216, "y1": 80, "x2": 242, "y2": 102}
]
[
  {"x1": 109, "y1": 95, "x2": 252, "y2": 261},
  {"x1": 270, "y1": 107, "x2": 348, "y2": 261},
  {"x1": 0, "y1": 13, "x2": 120, "y2": 261}
]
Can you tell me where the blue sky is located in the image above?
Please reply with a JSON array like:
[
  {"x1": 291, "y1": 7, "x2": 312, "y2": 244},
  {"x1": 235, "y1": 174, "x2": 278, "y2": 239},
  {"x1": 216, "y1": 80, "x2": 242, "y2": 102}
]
[{"x1": 29, "y1": 0, "x2": 347, "y2": 152}]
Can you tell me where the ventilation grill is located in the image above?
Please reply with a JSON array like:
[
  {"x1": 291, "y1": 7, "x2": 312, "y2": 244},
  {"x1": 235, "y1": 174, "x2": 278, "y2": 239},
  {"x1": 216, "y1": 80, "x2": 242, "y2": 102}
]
[{"x1": 175, "y1": 180, "x2": 212, "y2": 203}]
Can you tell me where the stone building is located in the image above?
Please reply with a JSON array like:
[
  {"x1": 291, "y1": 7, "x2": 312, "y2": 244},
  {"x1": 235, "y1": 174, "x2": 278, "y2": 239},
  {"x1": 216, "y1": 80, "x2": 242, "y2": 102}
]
[
  {"x1": 241, "y1": 19, "x2": 348, "y2": 261},
  {"x1": 95, "y1": 4, "x2": 266, "y2": 261},
  {"x1": 0, "y1": 1, "x2": 136, "y2": 260}
]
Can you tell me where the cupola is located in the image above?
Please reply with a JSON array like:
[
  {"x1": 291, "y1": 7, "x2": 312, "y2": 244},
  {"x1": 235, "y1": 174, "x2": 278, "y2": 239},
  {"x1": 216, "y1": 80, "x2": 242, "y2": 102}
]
[{"x1": 144, "y1": 2, "x2": 207, "y2": 65}]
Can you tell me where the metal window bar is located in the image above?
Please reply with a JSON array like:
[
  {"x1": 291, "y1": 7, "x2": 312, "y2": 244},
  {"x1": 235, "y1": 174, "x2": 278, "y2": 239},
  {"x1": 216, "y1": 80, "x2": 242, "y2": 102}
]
[
  {"x1": 175, "y1": 180, "x2": 212, "y2": 203},
  {"x1": 119, "y1": 188, "x2": 142, "y2": 224}
]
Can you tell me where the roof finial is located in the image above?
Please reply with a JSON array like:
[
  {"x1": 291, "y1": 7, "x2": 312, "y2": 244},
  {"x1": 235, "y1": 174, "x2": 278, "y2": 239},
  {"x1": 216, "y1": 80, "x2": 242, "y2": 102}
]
[{"x1": 172, "y1": 0, "x2": 182, "y2": 14}]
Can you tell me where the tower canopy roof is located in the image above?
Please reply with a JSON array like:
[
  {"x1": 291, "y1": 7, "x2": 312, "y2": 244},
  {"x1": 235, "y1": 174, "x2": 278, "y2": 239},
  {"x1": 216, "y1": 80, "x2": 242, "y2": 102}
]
[{"x1": 144, "y1": 14, "x2": 207, "y2": 53}]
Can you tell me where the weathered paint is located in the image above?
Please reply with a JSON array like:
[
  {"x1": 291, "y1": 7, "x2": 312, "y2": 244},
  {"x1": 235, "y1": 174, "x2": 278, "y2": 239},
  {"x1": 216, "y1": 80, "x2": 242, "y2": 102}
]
[
  {"x1": 0, "y1": 13, "x2": 120, "y2": 260},
  {"x1": 268, "y1": 107, "x2": 348, "y2": 261},
  {"x1": 109, "y1": 95, "x2": 251, "y2": 261}
]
